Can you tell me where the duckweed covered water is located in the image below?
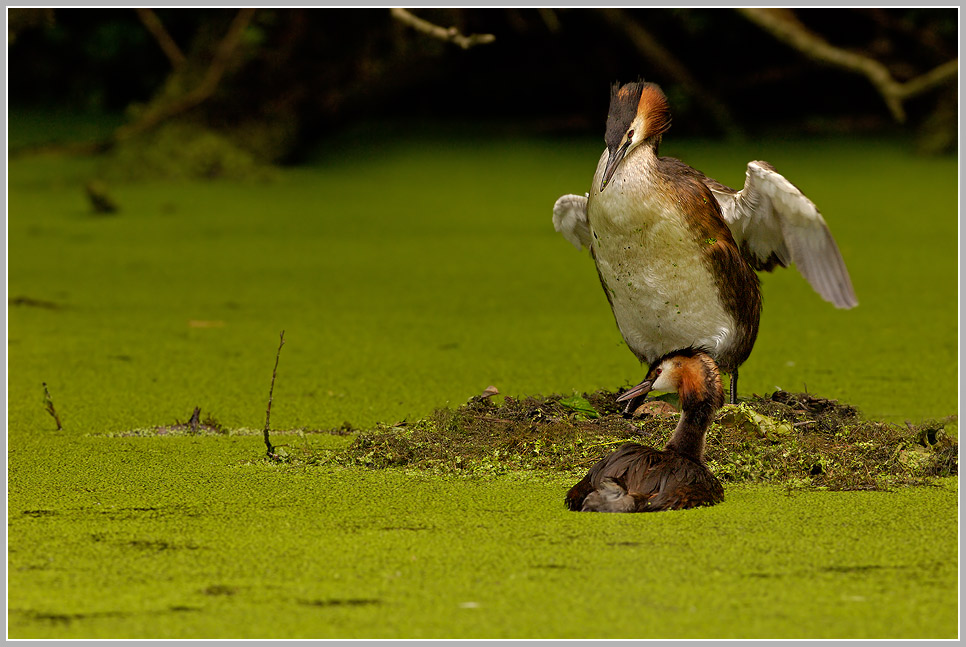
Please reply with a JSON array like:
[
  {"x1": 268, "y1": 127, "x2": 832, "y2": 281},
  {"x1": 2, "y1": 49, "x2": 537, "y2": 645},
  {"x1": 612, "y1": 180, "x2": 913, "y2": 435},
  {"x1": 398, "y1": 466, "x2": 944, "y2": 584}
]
[
  {"x1": 7, "y1": 434, "x2": 958, "y2": 639},
  {"x1": 7, "y1": 130, "x2": 958, "y2": 638}
]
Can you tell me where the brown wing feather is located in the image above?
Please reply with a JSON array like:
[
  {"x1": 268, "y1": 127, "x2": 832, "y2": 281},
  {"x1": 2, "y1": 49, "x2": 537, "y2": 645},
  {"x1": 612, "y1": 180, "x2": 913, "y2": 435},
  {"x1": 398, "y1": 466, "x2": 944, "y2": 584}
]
[
  {"x1": 566, "y1": 442, "x2": 724, "y2": 513},
  {"x1": 565, "y1": 443, "x2": 658, "y2": 511},
  {"x1": 655, "y1": 157, "x2": 762, "y2": 373}
]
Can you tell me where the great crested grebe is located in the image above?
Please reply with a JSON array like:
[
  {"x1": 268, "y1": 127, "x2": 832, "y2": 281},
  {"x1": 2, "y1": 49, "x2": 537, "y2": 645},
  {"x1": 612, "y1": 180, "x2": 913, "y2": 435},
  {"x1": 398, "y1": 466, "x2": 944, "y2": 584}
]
[
  {"x1": 553, "y1": 81, "x2": 857, "y2": 405},
  {"x1": 565, "y1": 348, "x2": 724, "y2": 513}
]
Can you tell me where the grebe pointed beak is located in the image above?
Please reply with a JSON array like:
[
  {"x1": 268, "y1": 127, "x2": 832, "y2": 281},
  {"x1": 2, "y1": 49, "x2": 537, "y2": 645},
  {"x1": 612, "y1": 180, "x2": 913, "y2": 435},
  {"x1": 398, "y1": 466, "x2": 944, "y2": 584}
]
[
  {"x1": 617, "y1": 378, "x2": 653, "y2": 403},
  {"x1": 601, "y1": 140, "x2": 631, "y2": 191}
]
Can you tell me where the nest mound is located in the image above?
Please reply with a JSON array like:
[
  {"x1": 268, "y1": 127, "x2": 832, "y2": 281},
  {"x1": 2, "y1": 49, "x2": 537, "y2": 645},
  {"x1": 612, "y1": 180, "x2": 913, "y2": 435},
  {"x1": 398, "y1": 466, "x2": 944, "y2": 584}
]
[{"x1": 332, "y1": 389, "x2": 957, "y2": 491}]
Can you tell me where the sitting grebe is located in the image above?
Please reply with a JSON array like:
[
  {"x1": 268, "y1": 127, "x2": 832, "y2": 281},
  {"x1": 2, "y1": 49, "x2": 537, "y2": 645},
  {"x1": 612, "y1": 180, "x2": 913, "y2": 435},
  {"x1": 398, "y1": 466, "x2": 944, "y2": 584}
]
[{"x1": 566, "y1": 349, "x2": 724, "y2": 513}]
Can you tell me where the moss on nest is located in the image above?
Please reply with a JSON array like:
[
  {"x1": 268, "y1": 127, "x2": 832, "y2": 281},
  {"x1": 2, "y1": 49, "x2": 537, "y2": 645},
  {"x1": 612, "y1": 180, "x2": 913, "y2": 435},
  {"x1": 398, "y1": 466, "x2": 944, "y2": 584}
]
[{"x1": 325, "y1": 390, "x2": 957, "y2": 491}]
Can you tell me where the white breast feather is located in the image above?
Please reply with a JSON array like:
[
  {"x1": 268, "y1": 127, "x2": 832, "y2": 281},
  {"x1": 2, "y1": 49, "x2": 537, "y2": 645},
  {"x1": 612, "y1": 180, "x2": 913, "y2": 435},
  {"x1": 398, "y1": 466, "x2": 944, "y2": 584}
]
[{"x1": 587, "y1": 152, "x2": 735, "y2": 364}]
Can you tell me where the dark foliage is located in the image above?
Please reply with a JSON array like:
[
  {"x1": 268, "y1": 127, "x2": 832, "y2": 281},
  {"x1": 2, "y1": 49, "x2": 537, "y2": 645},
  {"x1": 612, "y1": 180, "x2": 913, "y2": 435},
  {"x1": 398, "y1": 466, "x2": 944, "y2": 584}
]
[{"x1": 8, "y1": 8, "x2": 959, "y2": 160}]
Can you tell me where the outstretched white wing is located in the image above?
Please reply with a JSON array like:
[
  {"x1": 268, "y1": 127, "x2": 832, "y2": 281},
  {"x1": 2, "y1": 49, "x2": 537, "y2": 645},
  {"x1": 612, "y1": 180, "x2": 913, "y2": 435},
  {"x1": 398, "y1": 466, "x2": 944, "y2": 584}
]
[
  {"x1": 709, "y1": 161, "x2": 858, "y2": 309},
  {"x1": 553, "y1": 193, "x2": 591, "y2": 251}
]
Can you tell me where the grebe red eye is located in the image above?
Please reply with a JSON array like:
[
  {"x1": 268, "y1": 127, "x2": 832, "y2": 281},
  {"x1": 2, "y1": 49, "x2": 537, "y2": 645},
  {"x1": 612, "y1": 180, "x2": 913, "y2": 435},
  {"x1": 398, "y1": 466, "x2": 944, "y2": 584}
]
[{"x1": 627, "y1": 129, "x2": 635, "y2": 140}]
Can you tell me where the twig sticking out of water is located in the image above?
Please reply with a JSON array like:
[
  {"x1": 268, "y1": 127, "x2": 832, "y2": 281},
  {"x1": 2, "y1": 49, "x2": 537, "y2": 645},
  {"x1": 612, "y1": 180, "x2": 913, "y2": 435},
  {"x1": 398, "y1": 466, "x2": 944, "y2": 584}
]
[
  {"x1": 263, "y1": 331, "x2": 285, "y2": 457},
  {"x1": 189, "y1": 406, "x2": 201, "y2": 434},
  {"x1": 43, "y1": 382, "x2": 63, "y2": 430}
]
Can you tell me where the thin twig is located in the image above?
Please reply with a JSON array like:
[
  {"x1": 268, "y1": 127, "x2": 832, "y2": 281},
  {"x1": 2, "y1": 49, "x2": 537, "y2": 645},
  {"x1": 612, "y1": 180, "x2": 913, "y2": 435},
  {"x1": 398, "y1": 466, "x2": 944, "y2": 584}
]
[
  {"x1": 42, "y1": 382, "x2": 62, "y2": 430},
  {"x1": 737, "y1": 8, "x2": 957, "y2": 123},
  {"x1": 263, "y1": 330, "x2": 285, "y2": 457},
  {"x1": 391, "y1": 8, "x2": 495, "y2": 50},
  {"x1": 134, "y1": 8, "x2": 185, "y2": 70},
  {"x1": 475, "y1": 415, "x2": 517, "y2": 424}
]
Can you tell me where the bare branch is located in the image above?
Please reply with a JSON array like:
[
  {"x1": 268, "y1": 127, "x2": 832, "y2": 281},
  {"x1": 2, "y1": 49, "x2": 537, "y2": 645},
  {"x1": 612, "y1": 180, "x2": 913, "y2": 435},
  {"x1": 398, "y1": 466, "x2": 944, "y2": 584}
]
[
  {"x1": 899, "y1": 58, "x2": 959, "y2": 99},
  {"x1": 537, "y1": 8, "x2": 561, "y2": 34},
  {"x1": 9, "y1": 139, "x2": 109, "y2": 158},
  {"x1": 738, "y1": 8, "x2": 958, "y2": 123},
  {"x1": 391, "y1": 8, "x2": 495, "y2": 50},
  {"x1": 134, "y1": 8, "x2": 185, "y2": 70},
  {"x1": 114, "y1": 8, "x2": 257, "y2": 143}
]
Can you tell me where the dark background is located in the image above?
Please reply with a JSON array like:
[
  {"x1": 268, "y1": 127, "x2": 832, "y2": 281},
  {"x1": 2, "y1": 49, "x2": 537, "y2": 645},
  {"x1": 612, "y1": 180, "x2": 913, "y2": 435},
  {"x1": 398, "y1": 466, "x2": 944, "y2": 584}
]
[{"x1": 8, "y1": 7, "x2": 958, "y2": 162}]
